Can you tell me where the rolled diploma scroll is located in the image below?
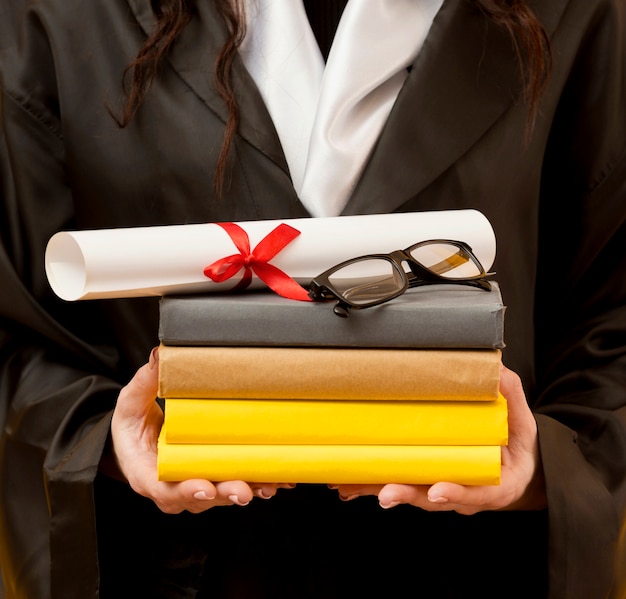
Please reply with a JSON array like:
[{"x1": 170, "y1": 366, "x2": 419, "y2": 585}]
[{"x1": 45, "y1": 210, "x2": 496, "y2": 301}]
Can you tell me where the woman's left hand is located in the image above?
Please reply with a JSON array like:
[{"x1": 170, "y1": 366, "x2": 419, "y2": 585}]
[{"x1": 329, "y1": 364, "x2": 547, "y2": 514}]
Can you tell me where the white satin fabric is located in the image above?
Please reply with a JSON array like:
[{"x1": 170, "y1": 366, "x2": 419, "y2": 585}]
[{"x1": 239, "y1": 0, "x2": 444, "y2": 217}]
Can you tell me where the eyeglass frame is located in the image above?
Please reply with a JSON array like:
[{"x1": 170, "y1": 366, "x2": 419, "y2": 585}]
[{"x1": 308, "y1": 238, "x2": 493, "y2": 317}]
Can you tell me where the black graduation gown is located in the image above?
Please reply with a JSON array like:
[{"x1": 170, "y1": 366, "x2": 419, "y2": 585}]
[{"x1": 0, "y1": 0, "x2": 625, "y2": 597}]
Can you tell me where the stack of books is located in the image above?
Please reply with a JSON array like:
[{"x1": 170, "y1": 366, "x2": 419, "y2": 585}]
[{"x1": 156, "y1": 283, "x2": 508, "y2": 485}]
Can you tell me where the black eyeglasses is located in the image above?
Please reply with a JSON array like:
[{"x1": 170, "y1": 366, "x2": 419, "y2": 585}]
[{"x1": 308, "y1": 239, "x2": 493, "y2": 317}]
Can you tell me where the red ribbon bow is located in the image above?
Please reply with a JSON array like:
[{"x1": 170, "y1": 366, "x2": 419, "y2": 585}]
[{"x1": 203, "y1": 222, "x2": 312, "y2": 301}]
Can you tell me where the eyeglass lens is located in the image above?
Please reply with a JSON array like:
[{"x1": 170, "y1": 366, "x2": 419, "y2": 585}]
[
  {"x1": 327, "y1": 258, "x2": 405, "y2": 306},
  {"x1": 409, "y1": 242, "x2": 482, "y2": 279}
]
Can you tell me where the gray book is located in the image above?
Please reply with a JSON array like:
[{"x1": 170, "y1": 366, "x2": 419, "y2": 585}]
[{"x1": 158, "y1": 282, "x2": 505, "y2": 349}]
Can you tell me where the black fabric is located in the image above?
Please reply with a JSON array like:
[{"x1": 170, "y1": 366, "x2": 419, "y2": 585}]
[
  {"x1": 303, "y1": 0, "x2": 349, "y2": 60},
  {"x1": 0, "y1": 0, "x2": 625, "y2": 597},
  {"x1": 94, "y1": 479, "x2": 548, "y2": 599}
]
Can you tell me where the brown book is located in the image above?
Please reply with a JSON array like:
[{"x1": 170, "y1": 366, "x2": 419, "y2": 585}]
[{"x1": 157, "y1": 344, "x2": 502, "y2": 401}]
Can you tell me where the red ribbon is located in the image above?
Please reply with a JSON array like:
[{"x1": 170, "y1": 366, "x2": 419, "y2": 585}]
[{"x1": 203, "y1": 222, "x2": 312, "y2": 301}]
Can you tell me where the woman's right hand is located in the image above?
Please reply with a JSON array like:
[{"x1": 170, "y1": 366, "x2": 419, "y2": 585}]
[{"x1": 110, "y1": 347, "x2": 285, "y2": 513}]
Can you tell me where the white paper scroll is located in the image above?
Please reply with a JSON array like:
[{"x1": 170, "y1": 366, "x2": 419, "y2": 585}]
[{"x1": 44, "y1": 211, "x2": 496, "y2": 301}]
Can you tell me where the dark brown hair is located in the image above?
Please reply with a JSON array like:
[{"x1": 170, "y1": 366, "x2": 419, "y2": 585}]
[
  {"x1": 474, "y1": 0, "x2": 551, "y2": 128},
  {"x1": 115, "y1": 0, "x2": 551, "y2": 195}
]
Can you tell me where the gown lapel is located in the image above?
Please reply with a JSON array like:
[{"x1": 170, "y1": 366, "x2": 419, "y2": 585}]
[
  {"x1": 126, "y1": 0, "x2": 289, "y2": 174},
  {"x1": 342, "y1": 0, "x2": 569, "y2": 215}
]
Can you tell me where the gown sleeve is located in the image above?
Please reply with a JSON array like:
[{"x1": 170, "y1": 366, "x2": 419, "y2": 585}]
[
  {"x1": 532, "y1": 2, "x2": 626, "y2": 594},
  {"x1": 0, "y1": 8, "x2": 154, "y2": 595}
]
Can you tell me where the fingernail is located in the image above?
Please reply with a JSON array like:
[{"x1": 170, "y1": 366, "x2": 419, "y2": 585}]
[
  {"x1": 428, "y1": 492, "x2": 448, "y2": 504},
  {"x1": 379, "y1": 500, "x2": 400, "y2": 510},
  {"x1": 228, "y1": 494, "x2": 249, "y2": 506},
  {"x1": 253, "y1": 488, "x2": 273, "y2": 499},
  {"x1": 149, "y1": 347, "x2": 159, "y2": 370},
  {"x1": 339, "y1": 493, "x2": 359, "y2": 502},
  {"x1": 193, "y1": 490, "x2": 214, "y2": 501}
]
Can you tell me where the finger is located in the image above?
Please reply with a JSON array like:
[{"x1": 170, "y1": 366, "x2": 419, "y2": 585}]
[
  {"x1": 378, "y1": 482, "x2": 499, "y2": 514},
  {"x1": 499, "y1": 364, "x2": 538, "y2": 453},
  {"x1": 148, "y1": 479, "x2": 255, "y2": 514},
  {"x1": 377, "y1": 483, "x2": 428, "y2": 509},
  {"x1": 425, "y1": 481, "x2": 507, "y2": 513},
  {"x1": 112, "y1": 360, "x2": 163, "y2": 476},
  {"x1": 115, "y1": 347, "x2": 160, "y2": 420},
  {"x1": 214, "y1": 480, "x2": 255, "y2": 506},
  {"x1": 500, "y1": 365, "x2": 535, "y2": 432},
  {"x1": 250, "y1": 482, "x2": 297, "y2": 498},
  {"x1": 328, "y1": 484, "x2": 383, "y2": 500},
  {"x1": 148, "y1": 479, "x2": 218, "y2": 514},
  {"x1": 499, "y1": 363, "x2": 525, "y2": 400},
  {"x1": 251, "y1": 484, "x2": 282, "y2": 499},
  {"x1": 276, "y1": 483, "x2": 297, "y2": 489}
]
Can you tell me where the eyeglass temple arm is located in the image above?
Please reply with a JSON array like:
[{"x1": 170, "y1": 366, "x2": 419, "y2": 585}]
[
  {"x1": 425, "y1": 250, "x2": 472, "y2": 276},
  {"x1": 407, "y1": 275, "x2": 493, "y2": 292}
]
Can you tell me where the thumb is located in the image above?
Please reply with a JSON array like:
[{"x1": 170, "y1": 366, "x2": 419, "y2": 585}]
[
  {"x1": 499, "y1": 363, "x2": 536, "y2": 443},
  {"x1": 499, "y1": 363, "x2": 525, "y2": 403},
  {"x1": 116, "y1": 347, "x2": 160, "y2": 419}
]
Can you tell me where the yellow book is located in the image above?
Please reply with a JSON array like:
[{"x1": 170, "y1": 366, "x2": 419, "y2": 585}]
[
  {"x1": 157, "y1": 428, "x2": 502, "y2": 485},
  {"x1": 157, "y1": 344, "x2": 501, "y2": 401},
  {"x1": 163, "y1": 394, "x2": 508, "y2": 446}
]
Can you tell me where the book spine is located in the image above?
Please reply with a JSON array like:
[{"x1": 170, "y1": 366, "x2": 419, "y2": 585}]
[
  {"x1": 163, "y1": 395, "x2": 508, "y2": 445},
  {"x1": 157, "y1": 436, "x2": 502, "y2": 485},
  {"x1": 158, "y1": 295, "x2": 505, "y2": 349},
  {"x1": 157, "y1": 345, "x2": 502, "y2": 401}
]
